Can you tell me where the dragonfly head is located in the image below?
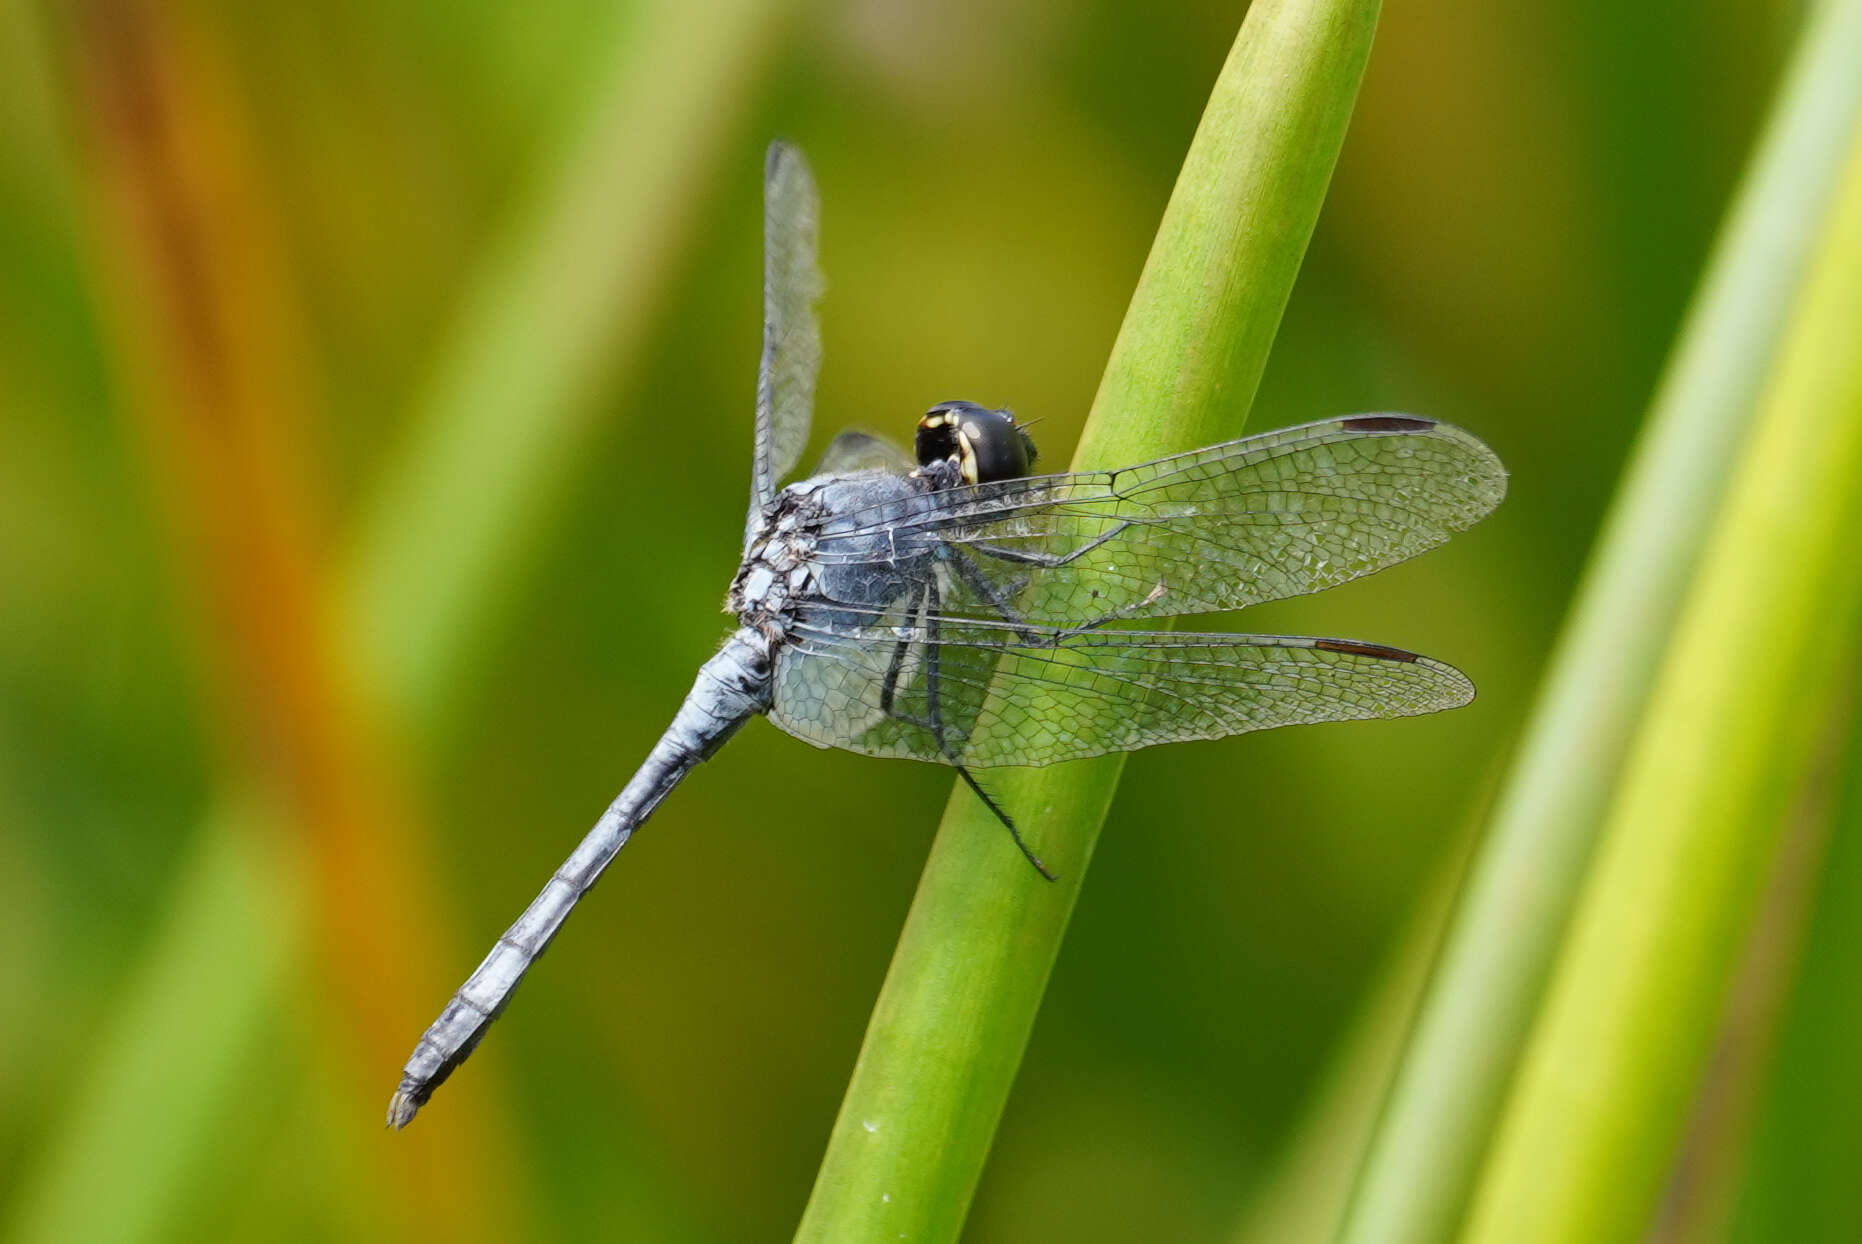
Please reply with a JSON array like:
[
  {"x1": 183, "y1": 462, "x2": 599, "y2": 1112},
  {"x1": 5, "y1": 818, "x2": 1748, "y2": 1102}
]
[{"x1": 916, "y1": 401, "x2": 1038, "y2": 484}]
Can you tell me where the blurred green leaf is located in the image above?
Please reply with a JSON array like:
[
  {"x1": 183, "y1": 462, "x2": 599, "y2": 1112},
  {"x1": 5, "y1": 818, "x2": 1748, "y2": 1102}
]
[
  {"x1": 3, "y1": 800, "x2": 303, "y2": 1244},
  {"x1": 1338, "y1": 4, "x2": 1862, "y2": 1239},
  {"x1": 1461, "y1": 117, "x2": 1862, "y2": 1244},
  {"x1": 1727, "y1": 681, "x2": 1862, "y2": 1243},
  {"x1": 5, "y1": 4, "x2": 796, "y2": 1241},
  {"x1": 343, "y1": 0, "x2": 802, "y2": 735}
]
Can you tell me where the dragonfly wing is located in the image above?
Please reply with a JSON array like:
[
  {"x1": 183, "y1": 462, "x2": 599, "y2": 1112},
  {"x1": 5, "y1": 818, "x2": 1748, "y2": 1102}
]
[
  {"x1": 748, "y1": 142, "x2": 823, "y2": 538},
  {"x1": 770, "y1": 613, "x2": 1474, "y2": 768},
  {"x1": 807, "y1": 415, "x2": 1506, "y2": 625}
]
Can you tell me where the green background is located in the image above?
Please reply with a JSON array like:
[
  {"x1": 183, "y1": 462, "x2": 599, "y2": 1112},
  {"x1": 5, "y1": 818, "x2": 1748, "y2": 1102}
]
[{"x1": 0, "y1": 1, "x2": 1827, "y2": 1241}]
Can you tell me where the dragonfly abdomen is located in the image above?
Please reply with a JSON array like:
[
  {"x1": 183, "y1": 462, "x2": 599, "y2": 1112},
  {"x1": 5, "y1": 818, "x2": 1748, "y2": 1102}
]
[{"x1": 388, "y1": 629, "x2": 772, "y2": 1128}]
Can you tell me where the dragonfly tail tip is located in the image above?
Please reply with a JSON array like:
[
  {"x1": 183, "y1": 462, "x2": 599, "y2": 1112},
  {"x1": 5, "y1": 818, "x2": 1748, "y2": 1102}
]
[{"x1": 385, "y1": 1088, "x2": 423, "y2": 1131}]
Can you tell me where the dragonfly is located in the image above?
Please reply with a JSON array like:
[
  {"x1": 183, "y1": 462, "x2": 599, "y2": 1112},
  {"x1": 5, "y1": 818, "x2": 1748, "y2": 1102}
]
[{"x1": 387, "y1": 141, "x2": 1507, "y2": 1128}]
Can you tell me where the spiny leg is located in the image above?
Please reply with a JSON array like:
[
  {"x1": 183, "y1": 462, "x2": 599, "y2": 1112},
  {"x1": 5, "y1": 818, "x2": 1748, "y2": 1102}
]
[
  {"x1": 874, "y1": 585, "x2": 943, "y2": 735},
  {"x1": 874, "y1": 578, "x2": 1057, "y2": 880},
  {"x1": 965, "y1": 519, "x2": 1135, "y2": 568},
  {"x1": 920, "y1": 575, "x2": 1057, "y2": 881},
  {"x1": 876, "y1": 597, "x2": 920, "y2": 718},
  {"x1": 944, "y1": 543, "x2": 1164, "y2": 644}
]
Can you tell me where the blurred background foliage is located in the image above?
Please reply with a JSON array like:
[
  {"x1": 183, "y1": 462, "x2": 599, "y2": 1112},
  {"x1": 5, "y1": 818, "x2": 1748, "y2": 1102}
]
[{"x1": 0, "y1": 0, "x2": 1848, "y2": 1241}]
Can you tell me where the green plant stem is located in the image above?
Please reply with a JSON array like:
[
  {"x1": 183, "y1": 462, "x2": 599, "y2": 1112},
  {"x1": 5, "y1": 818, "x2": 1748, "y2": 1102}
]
[
  {"x1": 1337, "y1": 4, "x2": 1862, "y2": 1239},
  {"x1": 795, "y1": 3, "x2": 1380, "y2": 1239},
  {"x1": 1460, "y1": 121, "x2": 1862, "y2": 1244}
]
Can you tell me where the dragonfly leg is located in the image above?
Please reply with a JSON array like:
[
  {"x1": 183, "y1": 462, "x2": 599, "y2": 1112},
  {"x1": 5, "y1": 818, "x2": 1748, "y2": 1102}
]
[
  {"x1": 876, "y1": 612, "x2": 918, "y2": 717},
  {"x1": 875, "y1": 585, "x2": 946, "y2": 734},
  {"x1": 945, "y1": 544, "x2": 1164, "y2": 643},
  {"x1": 963, "y1": 519, "x2": 1134, "y2": 568},
  {"x1": 921, "y1": 576, "x2": 1057, "y2": 881}
]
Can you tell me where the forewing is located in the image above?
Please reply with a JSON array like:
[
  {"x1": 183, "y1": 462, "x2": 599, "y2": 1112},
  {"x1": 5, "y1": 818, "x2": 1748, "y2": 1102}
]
[
  {"x1": 770, "y1": 612, "x2": 1473, "y2": 768},
  {"x1": 809, "y1": 416, "x2": 1506, "y2": 625},
  {"x1": 748, "y1": 142, "x2": 823, "y2": 533}
]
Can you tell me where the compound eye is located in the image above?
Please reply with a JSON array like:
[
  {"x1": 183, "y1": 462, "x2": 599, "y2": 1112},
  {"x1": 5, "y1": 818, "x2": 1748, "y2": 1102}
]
[
  {"x1": 961, "y1": 413, "x2": 1034, "y2": 483},
  {"x1": 915, "y1": 401, "x2": 1037, "y2": 484},
  {"x1": 915, "y1": 403, "x2": 964, "y2": 470}
]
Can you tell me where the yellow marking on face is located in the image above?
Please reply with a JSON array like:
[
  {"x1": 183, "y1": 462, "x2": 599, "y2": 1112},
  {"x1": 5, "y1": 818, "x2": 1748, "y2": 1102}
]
[{"x1": 956, "y1": 424, "x2": 980, "y2": 483}]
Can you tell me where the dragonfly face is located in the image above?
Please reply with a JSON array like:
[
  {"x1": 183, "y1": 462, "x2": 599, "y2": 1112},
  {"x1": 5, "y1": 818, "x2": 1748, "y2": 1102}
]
[
  {"x1": 388, "y1": 140, "x2": 1507, "y2": 1129},
  {"x1": 916, "y1": 401, "x2": 1039, "y2": 483}
]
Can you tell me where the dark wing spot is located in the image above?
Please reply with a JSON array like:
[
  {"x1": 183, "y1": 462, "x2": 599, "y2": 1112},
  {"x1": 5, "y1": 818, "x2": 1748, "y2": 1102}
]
[
  {"x1": 1314, "y1": 638, "x2": 1420, "y2": 662},
  {"x1": 1341, "y1": 414, "x2": 1435, "y2": 434}
]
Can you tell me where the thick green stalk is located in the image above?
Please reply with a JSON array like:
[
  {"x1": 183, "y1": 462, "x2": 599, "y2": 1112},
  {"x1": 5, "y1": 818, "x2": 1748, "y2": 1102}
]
[
  {"x1": 795, "y1": 3, "x2": 1380, "y2": 1240},
  {"x1": 1460, "y1": 122, "x2": 1862, "y2": 1244},
  {"x1": 1337, "y1": 4, "x2": 1862, "y2": 1239}
]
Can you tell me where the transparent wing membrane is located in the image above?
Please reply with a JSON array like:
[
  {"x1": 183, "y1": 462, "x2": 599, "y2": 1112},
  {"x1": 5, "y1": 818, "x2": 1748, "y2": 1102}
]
[
  {"x1": 810, "y1": 415, "x2": 1506, "y2": 624},
  {"x1": 748, "y1": 142, "x2": 823, "y2": 532},
  {"x1": 772, "y1": 612, "x2": 1473, "y2": 767},
  {"x1": 769, "y1": 416, "x2": 1501, "y2": 767}
]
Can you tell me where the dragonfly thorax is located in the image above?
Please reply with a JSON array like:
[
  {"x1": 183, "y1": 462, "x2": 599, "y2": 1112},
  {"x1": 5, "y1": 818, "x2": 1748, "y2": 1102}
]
[
  {"x1": 731, "y1": 485, "x2": 826, "y2": 637},
  {"x1": 731, "y1": 467, "x2": 948, "y2": 647}
]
